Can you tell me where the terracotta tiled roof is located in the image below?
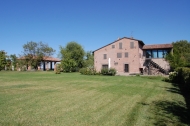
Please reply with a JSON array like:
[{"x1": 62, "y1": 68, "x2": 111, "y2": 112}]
[
  {"x1": 43, "y1": 57, "x2": 61, "y2": 62},
  {"x1": 18, "y1": 56, "x2": 61, "y2": 62},
  {"x1": 142, "y1": 44, "x2": 173, "y2": 50},
  {"x1": 93, "y1": 37, "x2": 144, "y2": 53}
]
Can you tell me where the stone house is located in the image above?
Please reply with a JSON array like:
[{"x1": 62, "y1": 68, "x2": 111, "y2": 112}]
[{"x1": 93, "y1": 37, "x2": 173, "y2": 75}]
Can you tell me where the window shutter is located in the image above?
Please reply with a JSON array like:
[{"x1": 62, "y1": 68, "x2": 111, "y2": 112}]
[
  {"x1": 130, "y1": 42, "x2": 134, "y2": 49},
  {"x1": 117, "y1": 53, "x2": 122, "y2": 58},
  {"x1": 103, "y1": 54, "x2": 107, "y2": 59},
  {"x1": 119, "y1": 43, "x2": 122, "y2": 49},
  {"x1": 125, "y1": 52, "x2": 128, "y2": 57}
]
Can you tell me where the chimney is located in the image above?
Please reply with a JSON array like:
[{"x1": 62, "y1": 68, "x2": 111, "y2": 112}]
[{"x1": 118, "y1": 37, "x2": 120, "y2": 40}]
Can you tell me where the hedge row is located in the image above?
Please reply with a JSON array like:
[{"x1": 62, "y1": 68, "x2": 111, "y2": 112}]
[
  {"x1": 79, "y1": 67, "x2": 98, "y2": 75},
  {"x1": 101, "y1": 68, "x2": 116, "y2": 76},
  {"x1": 169, "y1": 67, "x2": 190, "y2": 89},
  {"x1": 80, "y1": 67, "x2": 117, "y2": 76}
]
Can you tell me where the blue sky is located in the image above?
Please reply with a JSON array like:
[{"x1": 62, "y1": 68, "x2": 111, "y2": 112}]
[{"x1": 0, "y1": 0, "x2": 190, "y2": 57}]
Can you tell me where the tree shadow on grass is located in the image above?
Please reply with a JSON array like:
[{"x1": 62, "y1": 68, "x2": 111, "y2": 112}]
[
  {"x1": 139, "y1": 81, "x2": 190, "y2": 125},
  {"x1": 165, "y1": 86, "x2": 182, "y2": 95},
  {"x1": 167, "y1": 82, "x2": 190, "y2": 124},
  {"x1": 146, "y1": 81, "x2": 190, "y2": 125},
  {"x1": 150, "y1": 100, "x2": 189, "y2": 126},
  {"x1": 174, "y1": 82, "x2": 190, "y2": 125}
]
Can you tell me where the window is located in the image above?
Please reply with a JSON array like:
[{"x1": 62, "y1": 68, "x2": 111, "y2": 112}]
[
  {"x1": 103, "y1": 54, "x2": 107, "y2": 59},
  {"x1": 102, "y1": 64, "x2": 108, "y2": 69},
  {"x1": 112, "y1": 45, "x2": 115, "y2": 48},
  {"x1": 130, "y1": 42, "x2": 134, "y2": 49},
  {"x1": 119, "y1": 43, "x2": 122, "y2": 49},
  {"x1": 146, "y1": 50, "x2": 152, "y2": 58},
  {"x1": 163, "y1": 50, "x2": 169, "y2": 58},
  {"x1": 125, "y1": 52, "x2": 128, "y2": 57},
  {"x1": 158, "y1": 50, "x2": 163, "y2": 58},
  {"x1": 146, "y1": 49, "x2": 170, "y2": 58},
  {"x1": 152, "y1": 50, "x2": 157, "y2": 58},
  {"x1": 117, "y1": 53, "x2": 122, "y2": 58}
]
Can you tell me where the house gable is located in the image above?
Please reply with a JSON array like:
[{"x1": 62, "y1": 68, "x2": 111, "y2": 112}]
[
  {"x1": 93, "y1": 37, "x2": 144, "y2": 53},
  {"x1": 94, "y1": 37, "x2": 144, "y2": 73}
]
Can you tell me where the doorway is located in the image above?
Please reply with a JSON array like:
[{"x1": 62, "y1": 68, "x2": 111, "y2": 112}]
[{"x1": 124, "y1": 64, "x2": 129, "y2": 72}]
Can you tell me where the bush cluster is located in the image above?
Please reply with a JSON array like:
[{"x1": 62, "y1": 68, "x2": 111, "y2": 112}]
[
  {"x1": 79, "y1": 67, "x2": 97, "y2": 75},
  {"x1": 20, "y1": 66, "x2": 27, "y2": 71},
  {"x1": 168, "y1": 71, "x2": 178, "y2": 82},
  {"x1": 168, "y1": 67, "x2": 190, "y2": 89},
  {"x1": 175, "y1": 67, "x2": 190, "y2": 88},
  {"x1": 80, "y1": 67, "x2": 117, "y2": 76},
  {"x1": 55, "y1": 64, "x2": 61, "y2": 74},
  {"x1": 101, "y1": 68, "x2": 116, "y2": 76}
]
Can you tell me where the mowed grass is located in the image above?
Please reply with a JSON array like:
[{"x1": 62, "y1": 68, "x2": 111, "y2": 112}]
[{"x1": 0, "y1": 71, "x2": 188, "y2": 126}]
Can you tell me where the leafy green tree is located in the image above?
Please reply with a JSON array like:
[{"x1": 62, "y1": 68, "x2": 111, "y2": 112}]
[
  {"x1": 5, "y1": 56, "x2": 12, "y2": 70},
  {"x1": 83, "y1": 51, "x2": 94, "y2": 68},
  {"x1": 9, "y1": 54, "x2": 17, "y2": 70},
  {"x1": 21, "y1": 41, "x2": 55, "y2": 69},
  {"x1": 17, "y1": 57, "x2": 26, "y2": 71},
  {"x1": 166, "y1": 40, "x2": 190, "y2": 69},
  {"x1": 60, "y1": 42, "x2": 85, "y2": 72},
  {"x1": 0, "y1": 50, "x2": 7, "y2": 71}
]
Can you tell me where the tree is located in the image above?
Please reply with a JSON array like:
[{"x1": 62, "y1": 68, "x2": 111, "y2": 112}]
[
  {"x1": 166, "y1": 40, "x2": 190, "y2": 69},
  {"x1": 5, "y1": 56, "x2": 12, "y2": 70},
  {"x1": 0, "y1": 50, "x2": 7, "y2": 71},
  {"x1": 60, "y1": 42, "x2": 85, "y2": 72},
  {"x1": 83, "y1": 51, "x2": 94, "y2": 68},
  {"x1": 21, "y1": 41, "x2": 55, "y2": 69},
  {"x1": 9, "y1": 54, "x2": 17, "y2": 70}
]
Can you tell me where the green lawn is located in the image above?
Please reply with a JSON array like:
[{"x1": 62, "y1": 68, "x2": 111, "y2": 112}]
[{"x1": 0, "y1": 71, "x2": 188, "y2": 126}]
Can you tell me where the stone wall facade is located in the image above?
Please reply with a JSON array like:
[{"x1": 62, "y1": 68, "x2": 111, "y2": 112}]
[
  {"x1": 94, "y1": 37, "x2": 144, "y2": 74},
  {"x1": 94, "y1": 37, "x2": 172, "y2": 75}
]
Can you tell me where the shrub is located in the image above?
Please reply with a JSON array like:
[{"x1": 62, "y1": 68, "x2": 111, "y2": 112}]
[
  {"x1": 80, "y1": 67, "x2": 117, "y2": 76},
  {"x1": 109, "y1": 68, "x2": 116, "y2": 76},
  {"x1": 79, "y1": 67, "x2": 97, "y2": 75},
  {"x1": 21, "y1": 66, "x2": 27, "y2": 71},
  {"x1": 181, "y1": 68, "x2": 190, "y2": 85},
  {"x1": 175, "y1": 67, "x2": 190, "y2": 89},
  {"x1": 101, "y1": 68, "x2": 109, "y2": 75},
  {"x1": 55, "y1": 64, "x2": 61, "y2": 74},
  {"x1": 101, "y1": 68, "x2": 116, "y2": 76},
  {"x1": 168, "y1": 67, "x2": 190, "y2": 90},
  {"x1": 136, "y1": 74, "x2": 140, "y2": 76},
  {"x1": 162, "y1": 77, "x2": 170, "y2": 82},
  {"x1": 168, "y1": 71, "x2": 178, "y2": 82},
  {"x1": 79, "y1": 68, "x2": 86, "y2": 74}
]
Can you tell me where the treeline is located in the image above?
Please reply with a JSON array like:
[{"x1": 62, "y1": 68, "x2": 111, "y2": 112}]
[
  {"x1": 166, "y1": 40, "x2": 190, "y2": 88},
  {"x1": 0, "y1": 51, "x2": 17, "y2": 71},
  {"x1": 59, "y1": 41, "x2": 93, "y2": 72},
  {"x1": 166, "y1": 40, "x2": 190, "y2": 70},
  {"x1": 0, "y1": 41, "x2": 93, "y2": 71},
  {"x1": 0, "y1": 41, "x2": 55, "y2": 71}
]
